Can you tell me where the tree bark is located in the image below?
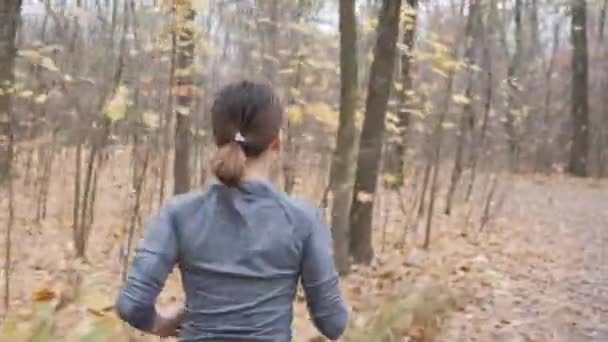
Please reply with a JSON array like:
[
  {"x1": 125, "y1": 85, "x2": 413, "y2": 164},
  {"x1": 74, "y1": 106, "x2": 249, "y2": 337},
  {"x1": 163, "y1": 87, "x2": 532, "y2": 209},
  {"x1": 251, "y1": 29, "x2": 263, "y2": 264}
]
[
  {"x1": 568, "y1": 0, "x2": 590, "y2": 177},
  {"x1": 599, "y1": 0, "x2": 607, "y2": 41},
  {"x1": 445, "y1": 0, "x2": 479, "y2": 215},
  {"x1": 0, "y1": 0, "x2": 20, "y2": 182},
  {"x1": 386, "y1": 0, "x2": 417, "y2": 186},
  {"x1": 504, "y1": 0, "x2": 522, "y2": 172},
  {"x1": 349, "y1": 0, "x2": 403, "y2": 265},
  {"x1": 329, "y1": 0, "x2": 358, "y2": 275},
  {"x1": 173, "y1": 1, "x2": 195, "y2": 195}
]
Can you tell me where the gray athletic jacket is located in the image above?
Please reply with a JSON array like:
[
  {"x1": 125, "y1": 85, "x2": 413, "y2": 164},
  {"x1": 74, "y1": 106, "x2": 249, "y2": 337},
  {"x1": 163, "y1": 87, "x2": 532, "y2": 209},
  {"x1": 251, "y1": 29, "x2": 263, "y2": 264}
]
[{"x1": 116, "y1": 180, "x2": 348, "y2": 341}]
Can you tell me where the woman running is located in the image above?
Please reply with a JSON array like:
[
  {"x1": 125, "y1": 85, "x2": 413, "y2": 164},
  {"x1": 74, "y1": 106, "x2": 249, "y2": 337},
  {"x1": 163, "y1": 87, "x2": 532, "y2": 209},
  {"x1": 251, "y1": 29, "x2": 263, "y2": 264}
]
[{"x1": 116, "y1": 81, "x2": 349, "y2": 341}]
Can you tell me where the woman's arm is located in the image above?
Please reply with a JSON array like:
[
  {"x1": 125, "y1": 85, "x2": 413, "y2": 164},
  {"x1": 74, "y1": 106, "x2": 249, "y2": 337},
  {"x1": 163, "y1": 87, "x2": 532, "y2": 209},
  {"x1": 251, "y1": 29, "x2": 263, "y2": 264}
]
[
  {"x1": 116, "y1": 204, "x2": 181, "y2": 335},
  {"x1": 300, "y1": 210, "x2": 349, "y2": 341}
]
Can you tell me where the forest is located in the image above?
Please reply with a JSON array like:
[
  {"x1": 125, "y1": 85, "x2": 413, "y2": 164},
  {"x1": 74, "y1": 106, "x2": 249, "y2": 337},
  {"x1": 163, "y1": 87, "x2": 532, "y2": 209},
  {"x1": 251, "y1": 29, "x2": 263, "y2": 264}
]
[{"x1": 0, "y1": 0, "x2": 607, "y2": 341}]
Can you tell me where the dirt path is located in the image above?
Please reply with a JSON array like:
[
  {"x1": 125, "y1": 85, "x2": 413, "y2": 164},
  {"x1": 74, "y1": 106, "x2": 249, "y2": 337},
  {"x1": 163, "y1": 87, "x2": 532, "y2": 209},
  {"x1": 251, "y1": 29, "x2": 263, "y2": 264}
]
[{"x1": 441, "y1": 176, "x2": 608, "y2": 342}]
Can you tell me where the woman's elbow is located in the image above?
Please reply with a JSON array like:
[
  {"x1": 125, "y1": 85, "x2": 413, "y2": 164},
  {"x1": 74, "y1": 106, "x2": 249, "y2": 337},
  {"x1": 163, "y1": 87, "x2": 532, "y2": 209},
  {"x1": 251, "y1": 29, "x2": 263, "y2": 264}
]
[
  {"x1": 315, "y1": 304, "x2": 349, "y2": 340},
  {"x1": 115, "y1": 291, "x2": 156, "y2": 332}
]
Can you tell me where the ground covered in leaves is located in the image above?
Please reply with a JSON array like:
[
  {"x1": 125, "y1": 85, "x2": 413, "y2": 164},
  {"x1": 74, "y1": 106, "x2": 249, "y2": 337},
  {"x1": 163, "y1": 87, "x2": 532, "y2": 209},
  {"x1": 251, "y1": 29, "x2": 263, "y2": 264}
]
[{"x1": 0, "y1": 153, "x2": 606, "y2": 341}]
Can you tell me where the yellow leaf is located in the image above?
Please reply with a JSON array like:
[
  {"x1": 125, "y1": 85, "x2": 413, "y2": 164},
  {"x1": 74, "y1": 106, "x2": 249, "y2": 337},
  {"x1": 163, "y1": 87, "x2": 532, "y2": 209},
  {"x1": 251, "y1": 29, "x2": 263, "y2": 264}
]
[
  {"x1": 18, "y1": 90, "x2": 34, "y2": 98},
  {"x1": 452, "y1": 94, "x2": 471, "y2": 105},
  {"x1": 104, "y1": 85, "x2": 129, "y2": 122},
  {"x1": 35, "y1": 94, "x2": 48, "y2": 104},
  {"x1": 289, "y1": 87, "x2": 301, "y2": 98},
  {"x1": 40, "y1": 57, "x2": 59, "y2": 72},
  {"x1": 304, "y1": 102, "x2": 338, "y2": 128},
  {"x1": 192, "y1": 0, "x2": 205, "y2": 11},
  {"x1": 383, "y1": 174, "x2": 399, "y2": 186},
  {"x1": 356, "y1": 191, "x2": 374, "y2": 203},
  {"x1": 142, "y1": 110, "x2": 159, "y2": 128},
  {"x1": 287, "y1": 105, "x2": 303, "y2": 125},
  {"x1": 17, "y1": 49, "x2": 42, "y2": 62}
]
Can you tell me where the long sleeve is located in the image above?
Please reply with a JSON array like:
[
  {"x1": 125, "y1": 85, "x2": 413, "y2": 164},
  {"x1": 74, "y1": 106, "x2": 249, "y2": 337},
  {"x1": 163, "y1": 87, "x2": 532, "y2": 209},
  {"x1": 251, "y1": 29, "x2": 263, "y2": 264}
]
[
  {"x1": 300, "y1": 211, "x2": 349, "y2": 340},
  {"x1": 116, "y1": 204, "x2": 179, "y2": 332}
]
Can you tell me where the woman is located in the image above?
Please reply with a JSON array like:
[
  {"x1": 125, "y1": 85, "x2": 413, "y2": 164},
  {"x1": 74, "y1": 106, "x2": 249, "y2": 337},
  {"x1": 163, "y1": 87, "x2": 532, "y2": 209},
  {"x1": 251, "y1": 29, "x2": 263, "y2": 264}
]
[{"x1": 116, "y1": 81, "x2": 349, "y2": 341}]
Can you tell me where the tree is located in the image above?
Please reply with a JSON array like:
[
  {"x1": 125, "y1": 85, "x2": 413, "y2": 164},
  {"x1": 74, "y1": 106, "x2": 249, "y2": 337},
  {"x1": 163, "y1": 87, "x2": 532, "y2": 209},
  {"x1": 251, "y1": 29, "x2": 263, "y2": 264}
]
[
  {"x1": 349, "y1": 0, "x2": 403, "y2": 265},
  {"x1": 445, "y1": 0, "x2": 480, "y2": 215},
  {"x1": 173, "y1": 0, "x2": 196, "y2": 194},
  {"x1": 0, "y1": 0, "x2": 21, "y2": 312},
  {"x1": 386, "y1": 0, "x2": 418, "y2": 186},
  {"x1": 329, "y1": 0, "x2": 358, "y2": 275},
  {"x1": 504, "y1": 0, "x2": 523, "y2": 172},
  {"x1": 0, "y1": 0, "x2": 20, "y2": 181},
  {"x1": 568, "y1": 0, "x2": 590, "y2": 177}
]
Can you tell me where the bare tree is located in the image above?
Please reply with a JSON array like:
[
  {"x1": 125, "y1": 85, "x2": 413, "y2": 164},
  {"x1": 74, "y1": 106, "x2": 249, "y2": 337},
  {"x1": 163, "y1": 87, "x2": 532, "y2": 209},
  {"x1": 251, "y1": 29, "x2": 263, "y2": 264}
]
[
  {"x1": 173, "y1": 0, "x2": 196, "y2": 194},
  {"x1": 0, "y1": 0, "x2": 20, "y2": 181},
  {"x1": 445, "y1": 0, "x2": 480, "y2": 215},
  {"x1": 568, "y1": 0, "x2": 590, "y2": 177},
  {"x1": 386, "y1": 0, "x2": 418, "y2": 186},
  {"x1": 349, "y1": 0, "x2": 403, "y2": 265},
  {"x1": 329, "y1": 0, "x2": 359, "y2": 275},
  {"x1": 0, "y1": 0, "x2": 21, "y2": 312}
]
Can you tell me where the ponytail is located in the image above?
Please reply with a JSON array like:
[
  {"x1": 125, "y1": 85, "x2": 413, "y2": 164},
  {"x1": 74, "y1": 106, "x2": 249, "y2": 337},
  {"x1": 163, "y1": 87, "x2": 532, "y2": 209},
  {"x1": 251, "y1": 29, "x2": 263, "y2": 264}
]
[{"x1": 211, "y1": 141, "x2": 246, "y2": 187}]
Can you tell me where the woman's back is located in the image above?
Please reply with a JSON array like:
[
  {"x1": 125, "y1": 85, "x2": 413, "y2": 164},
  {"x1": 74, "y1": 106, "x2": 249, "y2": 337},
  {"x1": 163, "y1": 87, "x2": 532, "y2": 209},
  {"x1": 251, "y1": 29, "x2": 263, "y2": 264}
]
[
  {"x1": 117, "y1": 81, "x2": 348, "y2": 341},
  {"x1": 117, "y1": 180, "x2": 348, "y2": 341}
]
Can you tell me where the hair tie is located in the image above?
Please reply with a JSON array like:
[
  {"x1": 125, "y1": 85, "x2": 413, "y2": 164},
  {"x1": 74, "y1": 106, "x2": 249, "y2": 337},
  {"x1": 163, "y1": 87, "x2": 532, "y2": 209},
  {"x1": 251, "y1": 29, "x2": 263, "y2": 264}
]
[{"x1": 234, "y1": 132, "x2": 246, "y2": 143}]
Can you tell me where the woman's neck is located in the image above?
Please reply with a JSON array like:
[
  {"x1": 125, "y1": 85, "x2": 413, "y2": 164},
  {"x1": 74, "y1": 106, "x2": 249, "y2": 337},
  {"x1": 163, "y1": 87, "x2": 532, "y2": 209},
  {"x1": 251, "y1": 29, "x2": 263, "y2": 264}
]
[{"x1": 242, "y1": 153, "x2": 275, "y2": 182}]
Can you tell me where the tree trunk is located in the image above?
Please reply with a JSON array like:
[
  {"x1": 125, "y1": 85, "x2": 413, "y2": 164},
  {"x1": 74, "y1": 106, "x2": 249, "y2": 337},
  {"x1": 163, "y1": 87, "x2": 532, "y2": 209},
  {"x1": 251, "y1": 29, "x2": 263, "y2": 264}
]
[
  {"x1": 173, "y1": 1, "x2": 195, "y2": 195},
  {"x1": 423, "y1": 69, "x2": 457, "y2": 249},
  {"x1": 349, "y1": 0, "x2": 402, "y2": 265},
  {"x1": 329, "y1": 0, "x2": 358, "y2": 275},
  {"x1": 504, "y1": 0, "x2": 522, "y2": 173},
  {"x1": 0, "y1": 0, "x2": 20, "y2": 182},
  {"x1": 568, "y1": 0, "x2": 590, "y2": 177},
  {"x1": 386, "y1": 0, "x2": 417, "y2": 186},
  {"x1": 599, "y1": 0, "x2": 607, "y2": 41},
  {"x1": 445, "y1": 0, "x2": 480, "y2": 215}
]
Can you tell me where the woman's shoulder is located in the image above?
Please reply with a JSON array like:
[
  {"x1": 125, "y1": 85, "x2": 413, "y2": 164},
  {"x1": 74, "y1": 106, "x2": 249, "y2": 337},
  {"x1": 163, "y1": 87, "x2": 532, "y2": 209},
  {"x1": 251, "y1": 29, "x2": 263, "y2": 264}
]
[
  {"x1": 279, "y1": 195, "x2": 325, "y2": 231},
  {"x1": 163, "y1": 190, "x2": 209, "y2": 218}
]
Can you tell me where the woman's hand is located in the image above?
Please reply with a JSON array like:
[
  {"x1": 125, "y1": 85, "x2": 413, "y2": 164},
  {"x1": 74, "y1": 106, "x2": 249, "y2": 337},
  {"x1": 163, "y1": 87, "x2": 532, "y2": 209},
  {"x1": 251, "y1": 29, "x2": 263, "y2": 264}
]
[{"x1": 151, "y1": 304, "x2": 185, "y2": 338}]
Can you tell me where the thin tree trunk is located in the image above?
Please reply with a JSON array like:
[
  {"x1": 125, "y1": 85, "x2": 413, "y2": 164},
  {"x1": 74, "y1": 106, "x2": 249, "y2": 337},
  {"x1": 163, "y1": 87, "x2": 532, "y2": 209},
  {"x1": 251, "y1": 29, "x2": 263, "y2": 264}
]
[
  {"x1": 72, "y1": 143, "x2": 83, "y2": 254},
  {"x1": 328, "y1": 0, "x2": 359, "y2": 275},
  {"x1": 466, "y1": 0, "x2": 494, "y2": 201},
  {"x1": 387, "y1": 0, "x2": 417, "y2": 185},
  {"x1": 3, "y1": 148, "x2": 14, "y2": 312},
  {"x1": 1, "y1": 0, "x2": 18, "y2": 306},
  {"x1": 122, "y1": 147, "x2": 150, "y2": 281},
  {"x1": 159, "y1": 29, "x2": 177, "y2": 206},
  {"x1": 599, "y1": 0, "x2": 607, "y2": 41},
  {"x1": 536, "y1": 21, "x2": 560, "y2": 173},
  {"x1": 0, "y1": 0, "x2": 20, "y2": 181},
  {"x1": 568, "y1": 0, "x2": 590, "y2": 177},
  {"x1": 503, "y1": 0, "x2": 522, "y2": 173},
  {"x1": 173, "y1": 1, "x2": 195, "y2": 195},
  {"x1": 423, "y1": 70, "x2": 456, "y2": 250},
  {"x1": 349, "y1": 0, "x2": 403, "y2": 265},
  {"x1": 445, "y1": 0, "x2": 479, "y2": 215}
]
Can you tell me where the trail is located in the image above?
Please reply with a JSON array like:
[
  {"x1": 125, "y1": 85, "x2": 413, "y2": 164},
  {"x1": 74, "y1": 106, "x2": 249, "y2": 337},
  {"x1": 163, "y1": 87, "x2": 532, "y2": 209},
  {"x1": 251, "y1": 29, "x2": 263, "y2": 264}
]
[{"x1": 441, "y1": 176, "x2": 608, "y2": 342}]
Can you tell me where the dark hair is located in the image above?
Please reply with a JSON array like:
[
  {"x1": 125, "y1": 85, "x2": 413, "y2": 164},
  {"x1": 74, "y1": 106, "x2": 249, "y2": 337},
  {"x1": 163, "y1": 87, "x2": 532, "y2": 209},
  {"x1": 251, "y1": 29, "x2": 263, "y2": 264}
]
[{"x1": 210, "y1": 81, "x2": 284, "y2": 187}]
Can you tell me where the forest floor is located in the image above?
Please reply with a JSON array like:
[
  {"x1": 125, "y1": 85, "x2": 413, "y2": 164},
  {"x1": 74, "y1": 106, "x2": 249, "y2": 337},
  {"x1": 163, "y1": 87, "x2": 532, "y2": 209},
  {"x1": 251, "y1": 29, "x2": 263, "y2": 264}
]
[{"x1": 0, "y1": 152, "x2": 606, "y2": 341}]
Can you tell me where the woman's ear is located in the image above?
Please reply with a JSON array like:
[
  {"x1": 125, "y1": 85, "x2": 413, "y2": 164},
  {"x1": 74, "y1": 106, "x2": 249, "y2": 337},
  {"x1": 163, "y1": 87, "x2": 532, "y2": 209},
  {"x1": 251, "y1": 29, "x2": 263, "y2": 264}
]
[{"x1": 269, "y1": 135, "x2": 281, "y2": 152}]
